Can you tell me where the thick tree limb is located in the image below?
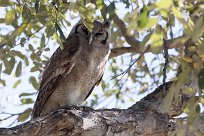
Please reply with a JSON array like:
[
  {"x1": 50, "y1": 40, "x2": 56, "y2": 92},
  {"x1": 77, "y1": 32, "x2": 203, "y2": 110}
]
[
  {"x1": 0, "y1": 82, "x2": 203, "y2": 136},
  {"x1": 109, "y1": 36, "x2": 184, "y2": 58},
  {"x1": 131, "y1": 81, "x2": 191, "y2": 118},
  {"x1": 0, "y1": 107, "x2": 170, "y2": 136}
]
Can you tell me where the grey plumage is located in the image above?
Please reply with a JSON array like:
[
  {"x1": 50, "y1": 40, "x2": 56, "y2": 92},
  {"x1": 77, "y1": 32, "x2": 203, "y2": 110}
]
[{"x1": 32, "y1": 20, "x2": 110, "y2": 118}]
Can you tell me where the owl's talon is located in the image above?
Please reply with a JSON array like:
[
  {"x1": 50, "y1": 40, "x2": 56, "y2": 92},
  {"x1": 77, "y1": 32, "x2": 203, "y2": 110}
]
[{"x1": 82, "y1": 106, "x2": 93, "y2": 111}]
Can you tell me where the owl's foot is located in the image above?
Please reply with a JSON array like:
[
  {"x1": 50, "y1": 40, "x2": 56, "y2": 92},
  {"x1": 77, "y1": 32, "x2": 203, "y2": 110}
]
[
  {"x1": 59, "y1": 105, "x2": 94, "y2": 112},
  {"x1": 61, "y1": 104, "x2": 80, "y2": 110},
  {"x1": 81, "y1": 105, "x2": 94, "y2": 112}
]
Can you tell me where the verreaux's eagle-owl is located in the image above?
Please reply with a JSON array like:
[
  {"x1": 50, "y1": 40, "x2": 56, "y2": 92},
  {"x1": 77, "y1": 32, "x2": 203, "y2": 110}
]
[{"x1": 32, "y1": 20, "x2": 110, "y2": 118}]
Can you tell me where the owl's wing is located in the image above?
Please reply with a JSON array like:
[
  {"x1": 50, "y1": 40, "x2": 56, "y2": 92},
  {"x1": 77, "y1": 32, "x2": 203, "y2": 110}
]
[
  {"x1": 84, "y1": 75, "x2": 103, "y2": 101},
  {"x1": 32, "y1": 34, "x2": 80, "y2": 118}
]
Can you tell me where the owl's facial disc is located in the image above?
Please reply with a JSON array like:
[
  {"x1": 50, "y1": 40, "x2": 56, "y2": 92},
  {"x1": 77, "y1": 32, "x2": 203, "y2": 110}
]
[
  {"x1": 96, "y1": 29, "x2": 108, "y2": 44},
  {"x1": 91, "y1": 28, "x2": 109, "y2": 44},
  {"x1": 90, "y1": 20, "x2": 110, "y2": 44}
]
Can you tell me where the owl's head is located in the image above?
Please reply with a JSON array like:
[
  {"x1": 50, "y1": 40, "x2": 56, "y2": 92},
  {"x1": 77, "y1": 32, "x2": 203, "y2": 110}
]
[
  {"x1": 91, "y1": 20, "x2": 110, "y2": 45},
  {"x1": 68, "y1": 20, "x2": 110, "y2": 45}
]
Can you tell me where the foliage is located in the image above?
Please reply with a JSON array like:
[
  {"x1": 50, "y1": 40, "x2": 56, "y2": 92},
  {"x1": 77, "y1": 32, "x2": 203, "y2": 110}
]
[{"x1": 0, "y1": 0, "x2": 203, "y2": 133}]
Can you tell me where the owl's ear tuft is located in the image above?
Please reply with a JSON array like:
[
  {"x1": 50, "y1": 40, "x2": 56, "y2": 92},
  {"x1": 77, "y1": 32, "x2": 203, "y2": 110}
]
[{"x1": 102, "y1": 21, "x2": 111, "y2": 29}]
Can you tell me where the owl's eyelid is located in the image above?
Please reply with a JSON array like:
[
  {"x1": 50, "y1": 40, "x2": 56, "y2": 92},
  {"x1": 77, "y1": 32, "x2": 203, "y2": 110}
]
[
  {"x1": 81, "y1": 26, "x2": 88, "y2": 31},
  {"x1": 81, "y1": 26, "x2": 89, "y2": 35},
  {"x1": 81, "y1": 25, "x2": 87, "y2": 29},
  {"x1": 75, "y1": 24, "x2": 83, "y2": 33},
  {"x1": 95, "y1": 33, "x2": 103, "y2": 36}
]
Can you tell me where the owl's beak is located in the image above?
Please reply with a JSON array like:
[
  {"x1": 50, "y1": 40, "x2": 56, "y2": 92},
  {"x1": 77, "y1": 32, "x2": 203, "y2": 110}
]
[{"x1": 89, "y1": 34, "x2": 93, "y2": 44}]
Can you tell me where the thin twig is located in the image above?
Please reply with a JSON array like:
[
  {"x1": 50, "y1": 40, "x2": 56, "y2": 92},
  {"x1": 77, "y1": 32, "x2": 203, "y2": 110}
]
[
  {"x1": 111, "y1": 45, "x2": 150, "y2": 88},
  {"x1": 112, "y1": 45, "x2": 150, "y2": 80},
  {"x1": 163, "y1": 39, "x2": 169, "y2": 92},
  {"x1": 130, "y1": 0, "x2": 134, "y2": 11}
]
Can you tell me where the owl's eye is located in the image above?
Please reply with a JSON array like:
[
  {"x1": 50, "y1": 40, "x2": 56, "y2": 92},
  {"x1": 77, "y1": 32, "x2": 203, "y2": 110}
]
[
  {"x1": 95, "y1": 29, "x2": 104, "y2": 36},
  {"x1": 81, "y1": 26, "x2": 88, "y2": 34}
]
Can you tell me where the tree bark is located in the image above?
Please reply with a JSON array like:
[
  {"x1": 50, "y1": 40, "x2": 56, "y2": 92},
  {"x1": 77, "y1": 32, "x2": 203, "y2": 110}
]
[{"x1": 0, "y1": 82, "x2": 203, "y2": 136}]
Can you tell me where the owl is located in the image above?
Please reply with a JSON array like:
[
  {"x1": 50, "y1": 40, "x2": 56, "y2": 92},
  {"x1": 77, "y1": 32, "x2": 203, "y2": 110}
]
[{"x1": 31, "y1": 20, "x2": 110, "y2": 118}]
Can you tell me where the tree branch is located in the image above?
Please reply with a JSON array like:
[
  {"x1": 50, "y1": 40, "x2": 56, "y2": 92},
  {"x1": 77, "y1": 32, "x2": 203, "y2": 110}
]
[
  {"x1": 0, "y1": 107, "x2": 170, "y2": 136},
  {"x1": 109, "y1": 36, "x2": 184, "y2": 58},
  {"x1": 0, "y1": 82, "x2": 202, "y2": 136}
]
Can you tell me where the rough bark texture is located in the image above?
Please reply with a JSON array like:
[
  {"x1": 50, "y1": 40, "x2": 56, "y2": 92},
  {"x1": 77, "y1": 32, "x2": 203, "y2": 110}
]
[
  {"x1": 0, "y1": 82, "x2": 203, "y2": 136},
  {"x1": 0, "y1": 108, "x2": 169, "y2": 136}
]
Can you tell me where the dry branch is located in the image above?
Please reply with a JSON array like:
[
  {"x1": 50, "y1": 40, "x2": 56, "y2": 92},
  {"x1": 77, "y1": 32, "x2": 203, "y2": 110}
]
[{"x1": 109, "y1": 36, "x2": 184, "y2": 59}]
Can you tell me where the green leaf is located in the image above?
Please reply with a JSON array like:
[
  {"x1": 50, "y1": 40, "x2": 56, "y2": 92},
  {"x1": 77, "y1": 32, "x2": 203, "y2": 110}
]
[
  {"x1": 21, "y1": 98, "x2": 34, "y2": 104},
  {"x1": 22, "y1": 5, "x2": 31, "y2": 23},
  {"x1": 55, "y1": 23, "x2": 66, "y2": 43},
  {"x1": 35, "y1": 0, "x2": 40, "y2": 13},
  {"x1": 149, "y1": 25, "x2": 164, "y2": 54},
  {"x1": 9, "y1": 50, "x2": 25, "y2": 60},
  {"x1": 149, "y1": 33, "x2": 164, "y2": 53},
  {"x1": 3, "y1": 57, "x2": 15, "y2": 75},
  {"x1": 146, "y1": 18, "x2": 158, "y2": 29},
  {"x1": 30, "y1": 66, "x2": 39, "y2": 72},
  {"x1": 0, "y1": 0, "x2": 13, "y2": 7},
  {"x1": 44, "y1": 48, "x2": 50, "y2": 52},
  {"x1": 0, "y1": 63, "x2": 2, "y2": 76},
  {"x1": 15, "y1": 61, "x2": 22, "y2": 77},
  {"x1": 19, "y1": 93, "x2": 35, "y2": 97},
  {"x1": 192, "y1": 16, "x2": 203, "y2": 42},
  {"x1": 37, "y1": 5, "x2": 49, "y2": 25},
  {"x1": 138, "y1": 6, "x2": 148, "y2": 29},
  {"x1": 28, "y1": 44, "x2": 34, "y2": 51},
  {"x1": 5, "y1": 9, "x2": 15, "y2": 25},
  {"x1": 45, "y1": 24, "x2": 55, "y2": 37},
  {"x1": 90, "y1": 99, "x2": 97, "y2": 107},
  {"x1": 73, "y1": 2, "x2": 94, "y2": 31},
  {"x1": 105, "y1": 90, "x2": 114, "y2": 97},
  {"x1": 74, "y1": 3, "x2": 94, "y2": 21},
  {"x1": 29, "y1": 76, "x2": 39, "y2": 90},
  {"x1": 81, "y1": 18, "x2": 94, "y2": 32},
  {"x1": 9, "y1": 23, "x2": 28, "y2": 41},
  {"x1": 54, "y1": 32, "x2": 64, "y2": 50},
  {"x1": 198, "y1": 68, "x2": 204, "y2": 89},
  {"x1": 161, "y1": 84, "x2": 175, "y2": 112},
  {"x1": 172, "y1": 6, "x2": 186, "y2": 25},
  {"x1": 0, "y1": 79, "x2": 6, "y2": 86},
  {"x1": 162, "y1": 66, "x2": 191, "y2": 112},
  {"x1": 40, "y1": 34, "x2": 45, "y2": 48},
  {"x1": 129, "y1": 98, "x2": 135, "y2": 103},
  {"x1": 17, "y1": 108, "x2": 32, "y2": 122},
  {"x1": 24, "y1": 57, "x2": 29, "y2": 66},
  {"x1": 101, "y1": 80, "x2": 106, "y2": 91},
  {"x1": 155, "y1": 0, "x2": 173, "y2": 9},
  {"x1": 96, "y1": 0, "x2": 103, "y2": 10},
  {"x1": 0, "y1": 18, "x2": 4, "y2": 23},
  {"x1": 13, "y1": 80, "x2": 21, "y2": 88},
  {"x1": 114, "y1": 89, "x2": 120, "y2": 95}
]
